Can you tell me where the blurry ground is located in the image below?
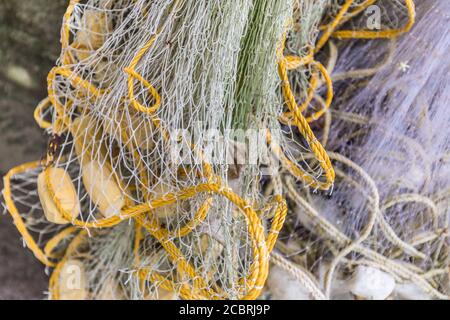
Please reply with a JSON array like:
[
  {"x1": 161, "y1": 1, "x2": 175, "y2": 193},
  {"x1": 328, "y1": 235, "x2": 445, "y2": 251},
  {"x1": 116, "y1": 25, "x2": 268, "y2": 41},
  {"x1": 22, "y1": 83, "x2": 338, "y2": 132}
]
[{"x1": 0, "y1": 0, "x2": 67, "y2": 299}]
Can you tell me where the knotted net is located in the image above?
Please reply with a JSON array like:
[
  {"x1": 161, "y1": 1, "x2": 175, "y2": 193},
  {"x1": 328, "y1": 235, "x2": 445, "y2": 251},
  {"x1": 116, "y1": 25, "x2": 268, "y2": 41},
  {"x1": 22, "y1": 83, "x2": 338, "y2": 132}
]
[{"x1": 4, "y1": 0, "x2": 448, "y2": 300}]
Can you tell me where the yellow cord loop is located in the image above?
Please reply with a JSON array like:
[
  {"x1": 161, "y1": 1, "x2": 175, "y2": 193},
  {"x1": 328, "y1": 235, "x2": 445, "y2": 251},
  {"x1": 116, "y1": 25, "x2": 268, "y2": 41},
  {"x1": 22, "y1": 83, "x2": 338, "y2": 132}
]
[
  {"x1": 320, "y1": 0, "x2": 378, "y2": 32},
  {"x1": 316, "y1": 0, "x2": 354, "y2": 53},
  {"x1": 274, "y1": 0, "x2": 415, "y2": 190},
  {"x1": 273, "y1": 33, "x2": 336, "y2": 191},
  {"x1": 34, "y1": 98, "x2": 53, "y2": 130},
  {"x1": 3, "y1": 162, "x2": 56, "y2": 267}
]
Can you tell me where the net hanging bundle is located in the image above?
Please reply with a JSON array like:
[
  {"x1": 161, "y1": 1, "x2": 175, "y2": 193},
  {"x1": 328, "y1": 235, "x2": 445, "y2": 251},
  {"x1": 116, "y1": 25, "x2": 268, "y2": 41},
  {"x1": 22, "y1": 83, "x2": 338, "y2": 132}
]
[{"x1": 3, "y1": 0, "x2": 449, "y2": 300}]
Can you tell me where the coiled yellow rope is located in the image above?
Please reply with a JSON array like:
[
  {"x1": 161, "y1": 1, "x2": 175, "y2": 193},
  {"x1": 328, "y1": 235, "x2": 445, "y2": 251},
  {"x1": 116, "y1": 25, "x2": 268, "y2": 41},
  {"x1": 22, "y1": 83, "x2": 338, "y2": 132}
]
[
  {"x1": 270, "y1": 28, "x2": 336, "y2": 191},
  {"x1": 271, "y1": 0, "x2": 416, "y2": 191}
]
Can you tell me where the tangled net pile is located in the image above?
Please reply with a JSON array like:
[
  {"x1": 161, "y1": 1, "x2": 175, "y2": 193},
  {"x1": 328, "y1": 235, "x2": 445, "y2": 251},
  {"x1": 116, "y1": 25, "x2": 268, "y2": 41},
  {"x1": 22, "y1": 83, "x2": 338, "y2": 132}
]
[{"x1": 3, "y1": 0, "x2": 449, "y2": 300}]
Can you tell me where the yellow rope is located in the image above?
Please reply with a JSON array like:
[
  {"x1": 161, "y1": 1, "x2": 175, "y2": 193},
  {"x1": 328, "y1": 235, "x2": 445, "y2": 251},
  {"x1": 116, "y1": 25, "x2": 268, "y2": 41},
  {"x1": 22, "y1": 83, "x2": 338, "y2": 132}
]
[
  {"x1": 332, "y1": 0, "x2": 416, "y2": 39},
  {"x1": 61, "y1": 0, "x2": 81, "y2": 65},
  {"x1": 315, "y1": 0, "x2": 354, "y2": 53},
  {"x1": 135, "y1": 192, "x2": 287, "y2": 300},
  {"x1": 279, "y1": 60, "x2": 333, "y2": 124},
  {"x1": 319, "y1": 0, "x2": 377, "y2": 32},
  {"x1": 168, "y1": 198, "x2": 213, "y2": 238},
  {"x1": 125, "y1": 38, "x2": 162, "y2": 117},
  {"x1": 3, "y1": 161, "x2": 56, "y2": 267},
  {"x1": 49, "y1": 230, "x2": 87, "y2": 300},
  {"x1": 272, "y1": 33, "x2": 335, "y2": 191},
  {"x1": 44, "y1": 226, "x2": 79, "y2": 259},
  {"x1": 33, "y1": 98, "x2": 53, "y2": 130}
]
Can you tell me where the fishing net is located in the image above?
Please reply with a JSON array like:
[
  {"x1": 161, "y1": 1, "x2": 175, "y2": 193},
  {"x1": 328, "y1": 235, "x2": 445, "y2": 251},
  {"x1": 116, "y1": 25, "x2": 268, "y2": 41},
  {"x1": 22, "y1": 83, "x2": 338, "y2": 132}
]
[
  {"x1": 270, "y1": 0, "x2": 450, "y2": 300},
  {"x1": 3, "y1": 0, "x2": 449, "y2": 300}
]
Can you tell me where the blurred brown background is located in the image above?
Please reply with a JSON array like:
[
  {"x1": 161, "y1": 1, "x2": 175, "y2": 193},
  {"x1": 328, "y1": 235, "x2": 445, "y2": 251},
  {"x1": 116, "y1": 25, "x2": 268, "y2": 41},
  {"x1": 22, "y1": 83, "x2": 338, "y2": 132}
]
[{"x1": 0, "y1": 0, "x2": 67, "y2": 299}]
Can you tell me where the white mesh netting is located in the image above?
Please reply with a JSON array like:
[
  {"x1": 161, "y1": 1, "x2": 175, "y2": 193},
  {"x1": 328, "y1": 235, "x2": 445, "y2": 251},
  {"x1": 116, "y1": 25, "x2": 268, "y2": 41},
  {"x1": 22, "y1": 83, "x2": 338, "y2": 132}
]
[{"x1": 3, "y1": 0, "x2": 449, "y2": 300}]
